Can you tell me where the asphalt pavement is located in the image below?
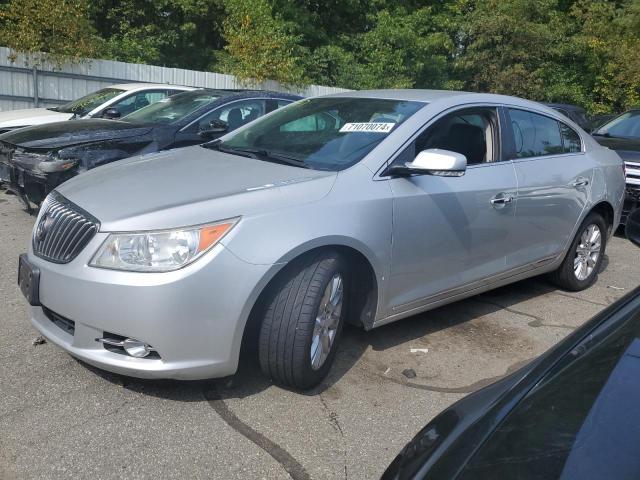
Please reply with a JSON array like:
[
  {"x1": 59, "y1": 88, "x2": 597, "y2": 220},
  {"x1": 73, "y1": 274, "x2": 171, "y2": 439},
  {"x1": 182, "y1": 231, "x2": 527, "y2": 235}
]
[{"x1": 1, "y1": 192, "x2": 639, "y2": 480}]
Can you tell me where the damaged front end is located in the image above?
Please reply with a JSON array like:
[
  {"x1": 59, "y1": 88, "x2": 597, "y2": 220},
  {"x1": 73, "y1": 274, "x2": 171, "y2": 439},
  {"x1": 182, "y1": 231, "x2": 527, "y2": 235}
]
[{"x1": 0, "y1": 142, "x2": 78, "y2": 212}]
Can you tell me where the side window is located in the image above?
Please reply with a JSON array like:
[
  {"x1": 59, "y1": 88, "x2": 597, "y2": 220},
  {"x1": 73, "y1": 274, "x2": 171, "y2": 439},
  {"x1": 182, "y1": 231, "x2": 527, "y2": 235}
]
[
  {"x1": 560, "y1": 123, "x2": 582, "y2": 153},
  {"x1": 410, "y1": 107, "x2": 499, "y2": 165},
  {"x1": 197, "y1": 99, "x2": 266, "y2": 131},
  {"x1": 509, "y1": 109, "x2": 563, "y2": 158},
  {"x1": 276, "y1": 100, "x2": 293, "y2": 109},
  {"x1": 109, "y1": 90, "x2": 168, "y2": 116}
]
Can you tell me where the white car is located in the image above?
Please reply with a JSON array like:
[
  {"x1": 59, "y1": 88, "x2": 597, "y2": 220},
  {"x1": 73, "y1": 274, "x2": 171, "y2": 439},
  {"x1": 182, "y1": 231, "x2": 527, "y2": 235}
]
[{"x1": 0, "y1": 83, "x2": 194, "y2": 133}]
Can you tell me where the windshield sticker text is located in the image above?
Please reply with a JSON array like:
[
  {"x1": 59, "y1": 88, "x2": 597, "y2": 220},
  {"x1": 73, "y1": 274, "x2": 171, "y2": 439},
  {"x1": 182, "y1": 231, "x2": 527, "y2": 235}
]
[{"x1": 339, "y1": 122, "x2": 395, "y2": 133}]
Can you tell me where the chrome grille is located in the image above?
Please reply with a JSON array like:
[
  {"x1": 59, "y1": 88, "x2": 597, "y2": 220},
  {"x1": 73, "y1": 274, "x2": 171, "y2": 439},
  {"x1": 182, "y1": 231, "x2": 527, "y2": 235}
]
[{"x1": 32, "y1": 192, "x2": 99, "y2": 263}]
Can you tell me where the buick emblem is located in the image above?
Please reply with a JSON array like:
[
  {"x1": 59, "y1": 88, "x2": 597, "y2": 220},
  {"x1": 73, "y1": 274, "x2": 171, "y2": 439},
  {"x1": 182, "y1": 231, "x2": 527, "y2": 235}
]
[{"x1": 36, "y1": 213, "x2": 54, "y2": 241}]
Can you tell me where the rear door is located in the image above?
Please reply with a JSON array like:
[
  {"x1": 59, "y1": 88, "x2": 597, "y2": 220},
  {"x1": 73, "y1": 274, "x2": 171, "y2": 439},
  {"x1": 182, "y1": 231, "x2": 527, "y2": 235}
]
[{"x1": 506, "y1": 108, "x2": 592, "y2": 268}]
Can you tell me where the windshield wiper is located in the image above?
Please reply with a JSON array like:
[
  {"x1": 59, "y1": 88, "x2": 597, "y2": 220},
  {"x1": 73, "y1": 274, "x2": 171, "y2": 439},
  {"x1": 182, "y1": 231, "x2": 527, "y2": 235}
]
[{"x1": 203, "y1": 142, "x2": 311, "y2": 169}]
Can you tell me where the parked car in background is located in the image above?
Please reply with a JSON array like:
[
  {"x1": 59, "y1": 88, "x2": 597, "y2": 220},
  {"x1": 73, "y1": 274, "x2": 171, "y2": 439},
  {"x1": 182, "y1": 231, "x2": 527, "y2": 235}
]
[
  {"x1": 591, "y1": 109, "x2": 640, "y2": 224},
  {"x1": 17, "y1": 90, "x2": 624, "y2": 390},
  {"x1": 383, "y1": 208, "x2": 640, "y2": 480},
  {"x1": 0, "y1": 89, "x2": 301, "y2": 209},
  {"x1": 0, "y1": 83, "x2": 193, "y2": 134},
  {"x1": 544, "y1": 103, "x2": 590, "y2": 130}
]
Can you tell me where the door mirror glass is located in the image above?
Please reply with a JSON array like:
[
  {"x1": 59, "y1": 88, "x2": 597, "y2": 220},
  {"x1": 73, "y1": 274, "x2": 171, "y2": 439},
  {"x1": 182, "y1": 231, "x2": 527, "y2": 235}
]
[
  {"x1": 626, "y1": 209, "x2": 640, "y2": 248},
  {"x1": 393, "y1": 149, "x2": 467, "y2": 177},
  {"x1": 102, "y1": 108, "x2": 121, "y2": 119},
  {"x1": 199, "y1": 119, "x2": 228, "y2": 138}
]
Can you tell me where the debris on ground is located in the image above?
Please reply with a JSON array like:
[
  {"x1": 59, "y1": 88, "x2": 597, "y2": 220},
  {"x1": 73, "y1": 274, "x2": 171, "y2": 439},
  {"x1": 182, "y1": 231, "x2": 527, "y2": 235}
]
[
  {"x1": 32, "y1": 336, "x2": 46, "y2": 346},
  {"x1": 383, "y1": 367, "x2": 391, "y2": 375},
  {"x1": 410, "y1": 348, "x2": 429, "y2": 354},
  {"x1": 402, "y1": 368, "x2": 417, "y2": 379},
  {"x1": 607, "y1": 285, "x2": 625, "y2": 290}
]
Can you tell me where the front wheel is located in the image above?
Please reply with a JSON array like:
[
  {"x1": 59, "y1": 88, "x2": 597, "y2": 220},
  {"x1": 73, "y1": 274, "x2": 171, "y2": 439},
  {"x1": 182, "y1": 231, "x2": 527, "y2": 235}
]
[
  {"x1": 258, "y1": 252, "x2": 348, "y2": 390},
  {"x1": 548, "y1": 212, "x2": 607, "y2": 291}
]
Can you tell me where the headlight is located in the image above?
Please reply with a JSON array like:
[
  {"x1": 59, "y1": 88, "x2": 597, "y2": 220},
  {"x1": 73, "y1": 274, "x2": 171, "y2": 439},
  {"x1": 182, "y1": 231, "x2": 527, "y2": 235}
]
[{"x1": 90, "y1": 218, "x2": 239, "y2": 272}]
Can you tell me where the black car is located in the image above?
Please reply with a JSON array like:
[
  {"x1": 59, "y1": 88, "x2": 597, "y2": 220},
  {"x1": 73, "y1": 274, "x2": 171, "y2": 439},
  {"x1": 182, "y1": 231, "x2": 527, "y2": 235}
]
[
  {"x1": 383, "y1": 208, "x2": 640, "y2": 480},
  {"x1": 0, "y1": 89, "x2": 301, "y2": 209},
  {"x1": 544, "y1": 103, "x2": 591, "y2": 130},
  {"x1": 591, "y1": 109, "x2": 640, "y2": 224}
]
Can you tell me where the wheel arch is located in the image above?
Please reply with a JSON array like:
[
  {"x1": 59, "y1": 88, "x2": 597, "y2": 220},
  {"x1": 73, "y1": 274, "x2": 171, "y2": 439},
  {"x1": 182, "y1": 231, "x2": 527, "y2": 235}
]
[{"x1": 237, "y1": 238, "x2": 382, "y2": 361}]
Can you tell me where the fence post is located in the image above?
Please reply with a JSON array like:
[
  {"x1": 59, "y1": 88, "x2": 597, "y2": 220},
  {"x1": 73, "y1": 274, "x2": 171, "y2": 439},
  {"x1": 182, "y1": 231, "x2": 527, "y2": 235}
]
[{"x1": 32, "y1": 66, "x2": 39, "y2": 107}]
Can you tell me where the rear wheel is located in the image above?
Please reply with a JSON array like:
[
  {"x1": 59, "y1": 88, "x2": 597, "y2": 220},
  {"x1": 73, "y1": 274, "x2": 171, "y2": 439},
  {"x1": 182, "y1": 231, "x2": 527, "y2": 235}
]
[
  {"x1": 548, "y1": 212, "x2": 607, "y2": 291},
  {"x1": 258, "y1": 252, "x2": 348, "y2": 390}
]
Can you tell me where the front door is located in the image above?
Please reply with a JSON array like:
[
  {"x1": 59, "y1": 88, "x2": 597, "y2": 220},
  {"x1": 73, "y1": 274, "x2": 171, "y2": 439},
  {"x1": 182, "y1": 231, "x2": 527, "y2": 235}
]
[{"x1": 386, "y1": 106, "x2": 518, "y2": 315}]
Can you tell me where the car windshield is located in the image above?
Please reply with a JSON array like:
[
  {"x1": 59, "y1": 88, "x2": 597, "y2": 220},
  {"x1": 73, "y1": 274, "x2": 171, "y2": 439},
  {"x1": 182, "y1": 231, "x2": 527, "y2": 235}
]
[
  {"x1": 53, "y1": 88, "x2": 124, "y2": 116},
  {"x1": 216, "y1": 97, "x2": 424, "y2": 171},
  {"x1": 123, "y1": 90, "x2": 221, "y2": 125},
  {"x1": 458, "y1": 299, "x2": 640, "y2": 480},
  {"x1": 594, "y1": 110, "x2": 640, "y2": 138}
]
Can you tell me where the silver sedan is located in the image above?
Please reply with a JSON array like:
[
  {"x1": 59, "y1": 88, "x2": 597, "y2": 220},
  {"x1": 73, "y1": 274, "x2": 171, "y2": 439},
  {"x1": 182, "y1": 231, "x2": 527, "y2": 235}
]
[{"x1": 19, "y1": 90, "x2": 626, "y2": 389}]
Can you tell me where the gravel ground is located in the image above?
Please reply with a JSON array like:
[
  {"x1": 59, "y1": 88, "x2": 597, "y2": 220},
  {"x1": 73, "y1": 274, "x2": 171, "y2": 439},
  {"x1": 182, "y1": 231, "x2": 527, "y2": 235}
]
[{"x1": 1, "y1": 191, "x2": 639, "y2": 480}]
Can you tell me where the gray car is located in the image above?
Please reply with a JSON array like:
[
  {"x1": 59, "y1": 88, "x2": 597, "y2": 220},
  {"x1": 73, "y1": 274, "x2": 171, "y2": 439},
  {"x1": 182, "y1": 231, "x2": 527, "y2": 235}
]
[{"x1": 18, "y1": 90, "x2": 626, "y2": 389}]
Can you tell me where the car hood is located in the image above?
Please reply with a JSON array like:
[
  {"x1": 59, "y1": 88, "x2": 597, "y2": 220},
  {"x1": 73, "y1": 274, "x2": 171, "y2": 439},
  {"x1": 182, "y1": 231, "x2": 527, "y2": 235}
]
[
  {"x1": 593, "y1": 135, "x2": 640, "y2": 162},
  {"x1": 0, "y1": 108, "x2": 73, "y2": 128},
  {"x1": 0, "y1": 119, "x2": 153, "y2": 150},
  {"x1": 57, "y1": 145, "x2": 337, "y2": 231}
]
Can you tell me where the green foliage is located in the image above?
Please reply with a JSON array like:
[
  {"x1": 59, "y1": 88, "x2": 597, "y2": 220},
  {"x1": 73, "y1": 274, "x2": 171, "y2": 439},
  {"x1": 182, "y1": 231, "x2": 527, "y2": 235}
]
[
  {"x1": 217, "y1": 0, "x2": 307, "y2": 86},
  {"x1": 0, "y1": 0, "x2": 100, "y2": 66},
  {"x1": 1, "y1": 0, "x2": 639, "y2": 113}
]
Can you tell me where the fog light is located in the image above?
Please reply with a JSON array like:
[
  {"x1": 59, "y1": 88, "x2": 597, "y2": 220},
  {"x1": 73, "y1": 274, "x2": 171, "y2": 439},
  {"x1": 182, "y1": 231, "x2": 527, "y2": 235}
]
[
  {"x1": 96, "y1": 336, "x2": 156, "y2": 358},
  {"x1": 123, "y1": 338, "x2": 152, "y2": 358}
]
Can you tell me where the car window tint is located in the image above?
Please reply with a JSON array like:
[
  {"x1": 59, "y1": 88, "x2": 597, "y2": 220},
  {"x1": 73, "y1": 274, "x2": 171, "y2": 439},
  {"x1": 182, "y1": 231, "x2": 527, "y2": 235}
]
[
  {"x1": 111, "y1": 90, "x2": 168, "y2": 117},
  {"x1": 198, "y1": 99, "x2": 266, "y2": 131},
  {"x1": 123, "y1": 90, "x2": 221, "y2": 125},
  {"x1": 411, "y1": 108, "x2": 498, "y2": 165},
  {"x1": 560, "y1": 123, "x2": 581, "y2": 153},
  {"x1": 595, "y1": 111, "x2": 640, "y2": 138},
  {"x1": 509, "y1": 109, "x2": 563, "y2": 158},
  {"x1": 277, "y1": 100, "x2": 294, "y2": 109},
  {"x1": 220, "y1": 97, "x2": 423, "y2": 171}
]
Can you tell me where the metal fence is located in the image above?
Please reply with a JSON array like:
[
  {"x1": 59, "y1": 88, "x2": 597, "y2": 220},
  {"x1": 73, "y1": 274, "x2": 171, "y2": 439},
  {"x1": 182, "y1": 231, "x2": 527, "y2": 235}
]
[{"x1": 0, "y1": 46, "x2": 348, "y2": 111}]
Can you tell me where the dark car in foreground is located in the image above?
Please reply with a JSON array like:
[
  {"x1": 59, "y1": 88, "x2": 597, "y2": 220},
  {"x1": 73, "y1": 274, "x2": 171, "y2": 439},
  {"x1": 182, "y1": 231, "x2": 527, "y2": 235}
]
[
  {"x1": 591, "y1": 109, "x2": 640, "y2": 223},
  {"x1": 383, "y1": 208, "x2": 640, "y2": 480},
  {"x1": 0, "y1": 89, "x2": 301, "y2": 209}
]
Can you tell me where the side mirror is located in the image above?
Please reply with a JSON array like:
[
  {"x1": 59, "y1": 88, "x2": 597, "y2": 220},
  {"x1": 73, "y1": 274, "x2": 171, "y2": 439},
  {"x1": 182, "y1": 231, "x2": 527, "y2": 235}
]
[
  {"x1": 102, "y1": 108, "x2": 121, "y2": 119},
  {"x1": 199, "y1": 119, "x2": 228, "y2": 139},
  {"x1": 626, "y1": 209, "x2": 640, "y2": 248},
  {"x1": 387, "y1": 149, "x2": 467, "y2": 177}
]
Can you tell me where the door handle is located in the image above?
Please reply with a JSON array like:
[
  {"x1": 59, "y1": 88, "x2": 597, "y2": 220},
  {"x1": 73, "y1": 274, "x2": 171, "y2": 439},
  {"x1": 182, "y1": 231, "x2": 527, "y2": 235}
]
[
  {"x1": 571, "y1": 178, "x2": 590, "y2": 188},
  {"x1": 490, "y1": 194, "x2": 513, "y2": 206}
]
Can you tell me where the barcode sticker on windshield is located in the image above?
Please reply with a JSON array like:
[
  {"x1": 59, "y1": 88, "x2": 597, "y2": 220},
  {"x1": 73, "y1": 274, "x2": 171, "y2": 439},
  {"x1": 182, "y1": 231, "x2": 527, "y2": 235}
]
[{"x1": 339, "y1": 122, "x2": 395, "y2": 133}]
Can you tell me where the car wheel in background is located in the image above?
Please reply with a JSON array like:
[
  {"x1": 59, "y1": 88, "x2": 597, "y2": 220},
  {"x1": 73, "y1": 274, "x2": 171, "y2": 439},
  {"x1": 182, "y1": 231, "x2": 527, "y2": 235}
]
[
  {"x1": 548, "y1": 212, "x2": 607, "y2": 291},
  {"x1": 258, "y1": 251, "x2": 348, "y2": 390}
]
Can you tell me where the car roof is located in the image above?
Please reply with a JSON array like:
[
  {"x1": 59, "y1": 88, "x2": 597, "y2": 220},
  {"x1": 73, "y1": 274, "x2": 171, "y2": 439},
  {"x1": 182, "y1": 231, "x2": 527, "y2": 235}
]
[
  {"x1": 110, "y1": 83, "x2": 195, "y2": 92},
  {"x1": 324, "y1": 89, "x2": 473, "y2": 102},
  {"x1": 544, "y1": 102, "x2": 586, "y2": 112},
  {"x1": 322, "y1": 89, "x2": 566, "y2": 116}
]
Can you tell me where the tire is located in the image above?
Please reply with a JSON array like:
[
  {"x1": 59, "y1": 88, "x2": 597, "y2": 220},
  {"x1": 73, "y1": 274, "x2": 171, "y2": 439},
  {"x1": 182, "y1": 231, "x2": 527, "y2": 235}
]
[
  {"x1": 548, "y1": 212, "x2": 607, "y2": 291},
  {"x1": 258, "y1": 252, "x2": 348, "y2": 390}
]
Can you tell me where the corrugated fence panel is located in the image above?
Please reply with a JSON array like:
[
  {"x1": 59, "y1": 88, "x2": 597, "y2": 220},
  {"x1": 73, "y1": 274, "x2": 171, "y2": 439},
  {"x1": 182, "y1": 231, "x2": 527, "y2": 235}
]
[{"x1": 0, "y1": 46, "x2": 349, "y2": 111}]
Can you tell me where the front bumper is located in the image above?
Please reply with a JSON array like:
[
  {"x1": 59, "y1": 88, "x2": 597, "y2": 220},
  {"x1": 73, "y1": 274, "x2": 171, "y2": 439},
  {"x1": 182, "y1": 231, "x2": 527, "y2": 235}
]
[
  {"x1": 27, "y1": 234, "x2": 274, "y2": 380},
  {"x1": 0, "y1": 159, "x2": 75, "y2": 207}
]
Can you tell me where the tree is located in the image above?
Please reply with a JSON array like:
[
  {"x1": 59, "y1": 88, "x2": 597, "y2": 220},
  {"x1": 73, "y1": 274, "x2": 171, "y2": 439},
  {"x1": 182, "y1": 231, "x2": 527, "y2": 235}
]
[
  {"x1": 89, "y1": 0, "x2": 226, "y2": 70},
  {"x1": 217, "y1": 0, "x2": 307, "y2": 86},
  {"x1": 0, "y1": 0, "x2": 100, "y2": 66}
]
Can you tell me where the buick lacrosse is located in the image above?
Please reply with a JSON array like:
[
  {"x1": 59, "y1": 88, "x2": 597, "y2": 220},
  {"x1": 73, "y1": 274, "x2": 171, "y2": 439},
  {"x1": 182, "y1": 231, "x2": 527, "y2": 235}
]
[{"x1": 19, "y1": 90, "x2": 626, "y2": 389}]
